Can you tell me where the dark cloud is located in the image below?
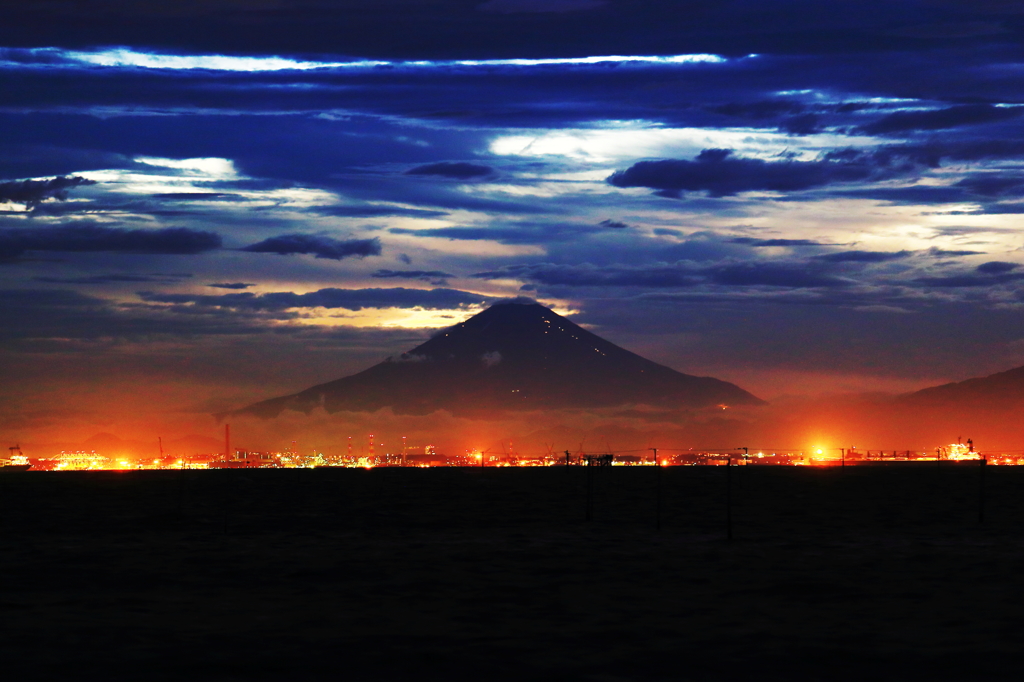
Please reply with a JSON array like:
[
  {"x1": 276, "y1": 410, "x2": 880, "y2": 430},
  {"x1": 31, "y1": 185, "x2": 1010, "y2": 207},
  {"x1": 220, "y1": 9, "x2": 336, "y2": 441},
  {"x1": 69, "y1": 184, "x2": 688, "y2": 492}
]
[
  {"x1": 471, "y1": 262, "x2": 702, "y2": 288},
  {"x1": 598, "y1": 219, "x2": 629, "y2": 229},
  {"x1": 974, "y1": 203, "x2": 1024, "y2": 214},
  {"x1": 952, "y1": 175, "x2": 1024, "y2": 197},
  {"x1": 4, "y1": 0, "x2": 1024, "y2": 60},
  {"x1": 929, "y1": 225, "x2": 1019, "y2": 237},
  {"x1": 730, "y1": 238, "x2": 830, "y2": 247},
  {"x1": 405, "y1": 162, "x2": 494, "y2": 179},
  {"x1": 15, "y1": 195, "x2": 206, "y2": 219},
  {"x1": 607, "y1": 148, "x2": 915, "y2": 198},
  {"x1": 926, "y1": 247, "x2": 984, "y2": 257},
  {"x1": 706, "y1": 263, "x2": 848, "y2": 288},
  {"x1": 0, "y1": 145, "x2": 133, "y2": 183},
  {"x1": 917, "y1": 274, "x2": 1011, "y2": 286},
  {"x1": 35, "y1": 273, "x2": 192, "y2": 285},
  {"x1": 140, "y1": 287, "x2": 494, "y2": 312},
  {"x1": 312, "y1": 205, "x2": 448, "y2": 219},
  {"x1": 241, "y1": 235, "x2": 382, "y2": 260},
  {"x1": 921, "y1": 139, "x2": 1024, "y2": 164},
  {"x1": 976, "y1": 261, "x2": 1020, "y2": 274},
  {"x1": 390, "y1": 221, "x2": 616, "y2": 244},
  {"x1": 835, "y1": 185, "x2": 976, "y2": 205},
  {"x1": 816, "y1": 250, "x2": 911, "y2": 263},
  {"x1": 913, "y1": 261, "x2": 1024, "y2": 287},
  {"x1": 0, "y1": 287, "x2": 261, "y2": 344},
  {"x1": 822, "y1": 146, "x2": 942, "y2": 169},
  {"x1": 473, "y1": 259, "x2": 848, "y2": 289},
  {"x1": 0, "y1": 175, "x2": 95, "y2": 207},
  {"x1": 151, "y1": 192, "x2": 241, "y2": 201},
  {"x1": 858, "y1": 104, "x2": 1022, "y2": 135},
  {"x1": 778, "y1": 113, "x2": 821, "y2": 135},
  {"x1": 0, "y1": 288, "x2": 121, "y2": 339},
  {"x1": 0, "y1": 225, "x2": 221, "y2": 261},
  {"x1": 372, "y1": 269, "x2": 456, "y2": 284},
  {"x1": 712, "y1": 101, "x2": 806, "y2": 119},
  {"x1": 208, "y1": 282, "x2": 255, "y2": 290}
]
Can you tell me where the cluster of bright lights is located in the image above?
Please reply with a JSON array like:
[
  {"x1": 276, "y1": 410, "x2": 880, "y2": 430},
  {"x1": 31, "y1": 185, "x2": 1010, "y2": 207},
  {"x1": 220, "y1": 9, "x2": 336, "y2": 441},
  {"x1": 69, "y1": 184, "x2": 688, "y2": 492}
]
[{"x1": 13, "y1": 440, "x2": 1011, "y2": 472}]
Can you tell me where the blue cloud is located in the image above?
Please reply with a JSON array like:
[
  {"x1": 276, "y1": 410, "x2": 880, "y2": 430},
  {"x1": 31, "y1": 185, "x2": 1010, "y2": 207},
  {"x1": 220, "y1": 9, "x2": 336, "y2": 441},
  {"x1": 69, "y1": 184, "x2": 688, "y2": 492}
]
[
  {"x1": 473, "y1": 259, "x2": 849, "y2": 289},
  {"x1": 241, "y1": 235, "x2": 382, "y2": 260},
  {"x1": 707, "y1": 262, "x2": 848, "y2": 288},
  {"x1": 372, "y1": 269, "x2": 456, "y2": 283},
  {"x1": 0, "y1": 175, "x2": 95, "y2": 207},
  {"x1": 35, "y1": 273, "x2": 192, "y2": 285},
  {"x1": 858, "y1": 104, "x2": 1022, "y2": 135},
  {"x1": 0, "y1": 224, "x2": 221, "y2": 261},
  {"x1": 390, "y1": 221, "x2": 617, "y2": 244},
  {"x1": 208, "y1": 282, "x2": 255, "y2": 290},
  {"x1": 607, "y1": 148, "x2": 900, "y2": 198},
  {"x1": 730, "y1": 238, "x2": 831, "y2": 247},
  {"x1": 405, "y1": 162, "x2": 493, "y2": 179},
  {"x1": 312, "y1": 205, "x2": 448, "y2": 219},
  {"x1": 976, "y1": 261, "x2": 1020, "y2": 274},
  {"x1": 816, "y1": 250, "x2": 911, "y2": 263},
  {"x1": 471, "y1": 262, "x2": 702, "y2": 288},
  {"x1": 140, "y1": 287, "x2": 494, "y2": 311}
]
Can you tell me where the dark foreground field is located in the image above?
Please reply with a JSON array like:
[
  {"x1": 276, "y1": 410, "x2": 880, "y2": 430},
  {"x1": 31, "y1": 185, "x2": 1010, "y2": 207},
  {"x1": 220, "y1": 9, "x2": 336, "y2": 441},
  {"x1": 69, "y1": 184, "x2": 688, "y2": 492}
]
[{"x1": 3, "y1": 463, "x2": 1024, "y2": 681}]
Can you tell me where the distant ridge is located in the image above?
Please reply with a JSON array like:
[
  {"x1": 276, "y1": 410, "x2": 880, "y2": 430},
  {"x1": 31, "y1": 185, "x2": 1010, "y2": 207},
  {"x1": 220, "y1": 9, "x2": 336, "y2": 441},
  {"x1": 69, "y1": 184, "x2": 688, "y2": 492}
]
[
  {"x1": 231, "y1": 300, "x2": 763, "y2": 419},
  {"x1": 904, "y1": 364, "x2": 1024, "y2": 407}
]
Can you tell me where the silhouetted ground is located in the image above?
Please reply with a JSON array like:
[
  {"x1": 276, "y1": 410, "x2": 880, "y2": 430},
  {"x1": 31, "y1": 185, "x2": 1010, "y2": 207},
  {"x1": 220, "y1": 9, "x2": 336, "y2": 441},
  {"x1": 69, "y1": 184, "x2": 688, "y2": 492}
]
[{"x1": 3, "y1": 464, "x2": 1023, "y2": 681}]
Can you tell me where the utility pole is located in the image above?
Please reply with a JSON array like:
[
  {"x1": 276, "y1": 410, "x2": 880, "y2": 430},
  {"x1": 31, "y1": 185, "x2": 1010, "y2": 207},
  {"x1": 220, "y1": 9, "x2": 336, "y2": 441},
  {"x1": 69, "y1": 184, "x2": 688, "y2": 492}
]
[
  {"x1": 651, "y1": 447, "x2": 662, "y2": 530},
  {"x1": 979, "y1": 452, "x2": 987, "y2": 524},
  {"x1": 726, "y1": 451, "x2": 733, "y2": 541},
  {"x1": 585, "y1": 453, "x2": 594, "y2": 521},
  {"x1": 725, "y1": 448, "x2": 744, "y2": 541}
]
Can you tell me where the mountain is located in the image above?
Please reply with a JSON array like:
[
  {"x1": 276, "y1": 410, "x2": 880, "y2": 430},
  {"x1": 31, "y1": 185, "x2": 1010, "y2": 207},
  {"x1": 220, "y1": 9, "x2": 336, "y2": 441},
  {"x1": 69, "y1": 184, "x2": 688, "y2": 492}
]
[
  {"x1": 232, "y1": 300, "x2": 763, "y2": 418},
  {"x1": 80, "y1": 432, "x2": 127, "y2": 452},
  {"x1": 904, "y1": 364, "x2": 1024, "y2": 408}
]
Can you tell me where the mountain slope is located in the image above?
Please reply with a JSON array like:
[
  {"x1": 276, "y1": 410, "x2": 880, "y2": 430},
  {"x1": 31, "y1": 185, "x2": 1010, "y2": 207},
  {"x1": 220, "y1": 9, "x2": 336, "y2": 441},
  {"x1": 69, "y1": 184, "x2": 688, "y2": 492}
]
[
  {"x1": 233, "y1": 300, "x2": 763, "y2": 418},
  {"x1": 904, "y1": 364, "x2": 1024, "y2": 407}
]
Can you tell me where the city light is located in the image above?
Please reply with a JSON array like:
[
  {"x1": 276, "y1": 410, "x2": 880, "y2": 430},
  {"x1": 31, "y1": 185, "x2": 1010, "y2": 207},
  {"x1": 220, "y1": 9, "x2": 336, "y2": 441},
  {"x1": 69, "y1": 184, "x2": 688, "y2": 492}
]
[{"x1": 3, "y1": 438, "x2": 1008, "y2": 472}]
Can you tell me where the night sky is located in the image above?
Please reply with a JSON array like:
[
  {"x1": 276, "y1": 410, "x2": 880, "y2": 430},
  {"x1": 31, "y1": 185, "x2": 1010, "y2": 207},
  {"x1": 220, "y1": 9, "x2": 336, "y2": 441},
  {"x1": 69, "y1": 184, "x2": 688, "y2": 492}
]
[{"x1": 3, "y1": 1, "x2": 1024, "y2": 449}]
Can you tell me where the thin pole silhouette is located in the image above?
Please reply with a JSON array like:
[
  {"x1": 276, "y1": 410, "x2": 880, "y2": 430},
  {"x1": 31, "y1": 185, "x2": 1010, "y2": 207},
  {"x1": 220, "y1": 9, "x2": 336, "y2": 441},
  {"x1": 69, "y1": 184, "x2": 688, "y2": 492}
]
[
  {"x1": 651, "y1": 448, "x2": 662, "y2": 530},
  {"x1": 585, "y1": 456, "x2": 594, "y2": 522},
  {"x1": 979, "y1": 456, "x2": 987, "y2": 524},
  {"x1": 726, "y1": 452, "x2": 733, "y2": 541}
]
